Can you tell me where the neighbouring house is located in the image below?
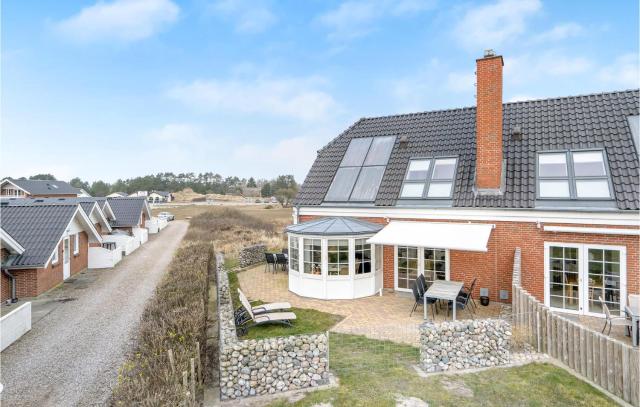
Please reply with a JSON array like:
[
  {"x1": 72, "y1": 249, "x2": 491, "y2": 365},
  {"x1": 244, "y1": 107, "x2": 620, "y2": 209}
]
[
  {"x1": 0, "y1": 197, "x2": 124, "y2": 269},
  {"x1": 0, "y1": 178, "x2": 82, "y2": 198},
  {"x1": 288, "y1": 51, "x2": 639, "y2": 321},
  {"x1": 128, "y1": 191, "x2": 148, "y2": 198},
  {"x1": 1, "y1": 227, "x2": 25, "y2": 301},
  {"x1": 0, "y1": 203, "x2": 102, "y2": 302},
  {"x1": 107, "y1": 192, "x2": 127, "y2": 198},
  {"x1": 147, "y1": 190, "x2": 173, "y2": 203},
  {"x1": 107, "y1": 197, "x2": 151, "y2": 246},
  {"x1": 77, "y1": 188, "x2": 92, "y2": 198}
]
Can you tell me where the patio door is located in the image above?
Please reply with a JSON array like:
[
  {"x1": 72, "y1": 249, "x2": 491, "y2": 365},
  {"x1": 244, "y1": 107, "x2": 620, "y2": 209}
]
[
  {"x1": 63, "y1": 237, "x2": 71, "y2": 280},
  {"x1": 395, "y1": 246, "x2": 449, "y2": 291},
  {"x1": 544, "y1": 242, "x2": 626, "y2": 317}
]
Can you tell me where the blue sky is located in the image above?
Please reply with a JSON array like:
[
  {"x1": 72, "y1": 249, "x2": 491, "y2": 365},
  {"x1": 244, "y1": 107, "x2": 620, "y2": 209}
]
[{"x1": 2, "y1": 0, "x2": 638, "y2": 183}]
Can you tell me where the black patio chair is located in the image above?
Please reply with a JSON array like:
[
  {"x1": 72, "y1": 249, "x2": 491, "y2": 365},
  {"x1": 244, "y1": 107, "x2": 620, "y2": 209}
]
[
  {"x1": 448, "y1": 289, "x2": 474, "y2": 319},
  {"x1": 411, "y1": 280, "x2": 436, "y2": 318},
  {"x1": 281, "y1": 248, "x2": 288, "y2": 255},
  {"x1": 457, "y1": 277, "x2": 477, "y2": 309},
  {"x1": 275, "y1": 253, "x2": 288, "y2": 271},
  {"x1": 264, "y1": 253, "x2": 277, "y2": 273}
]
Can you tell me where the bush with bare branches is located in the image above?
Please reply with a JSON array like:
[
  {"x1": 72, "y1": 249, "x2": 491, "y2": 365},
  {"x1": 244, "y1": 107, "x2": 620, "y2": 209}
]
[{"x1": 111, "y1": 241, "x2": 214, "y2": 405}]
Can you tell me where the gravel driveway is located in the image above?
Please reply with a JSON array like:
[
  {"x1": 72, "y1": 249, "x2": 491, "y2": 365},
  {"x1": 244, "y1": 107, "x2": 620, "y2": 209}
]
[{"x1": 0, "y1": 220, "x2": 189, "y2": 406}]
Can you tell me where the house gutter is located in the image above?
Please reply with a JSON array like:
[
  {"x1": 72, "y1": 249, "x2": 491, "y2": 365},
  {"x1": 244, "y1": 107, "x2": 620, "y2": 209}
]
[{"x1": 2, "y1": 269, "x2": 18, "y2": 302}]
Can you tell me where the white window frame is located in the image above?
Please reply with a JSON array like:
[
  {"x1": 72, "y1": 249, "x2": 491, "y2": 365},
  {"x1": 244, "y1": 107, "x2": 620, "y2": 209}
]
[
  {"x1": 399, "y1": 157, "x2": 458, "y2": 200},
  {"x1": 52, "y1": 243, "x2": 59, "y2": 265},
  {"x1": 544, "y1": 242, "x2": 627, "y2": 317},
  {"x1": 393, "y1": 246, "x2": 450, "y2": 292},
  {"x1": 288, "y1": 235, "x2": 299, "y2": 273},
  {"x1": 537, "y1": 149, "x2": 614, "y2": 200},
  {"x1": 74, "y1": 233, "x2": 80, "y2": 255}
]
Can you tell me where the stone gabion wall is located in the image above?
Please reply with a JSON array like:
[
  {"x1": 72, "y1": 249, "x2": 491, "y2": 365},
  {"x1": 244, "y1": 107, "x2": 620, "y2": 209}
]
[
  {"x1": 216, "y1": 257, "x2": 330, "y2": 400},
  {"x1": 420, "y1": 319, "x2": 511, "y2": 372},
  {"x1": 238, "y1": 244, "x2": 267, "y2": 268}
]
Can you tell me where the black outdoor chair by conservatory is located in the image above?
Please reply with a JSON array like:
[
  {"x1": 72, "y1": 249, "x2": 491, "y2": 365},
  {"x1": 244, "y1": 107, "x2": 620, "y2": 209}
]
[
  {"x1": 448, "y1": 289, "x2": 474, "y2": 319},
  {"x1": 281, "y1": 248, "x2": 289, "y2": 256},
  {"x1": 264, "y1": 253, "x2": 277, "y2": 273},
  {"x1": 275, "y1": 253, "x2": 288, "y2": 271},
  {"x1": 457, "y1": 277, "x2": 478, "y2": 310},
  {"x1": 411, "y1": 280, "x2": 436, "y2": 318}
]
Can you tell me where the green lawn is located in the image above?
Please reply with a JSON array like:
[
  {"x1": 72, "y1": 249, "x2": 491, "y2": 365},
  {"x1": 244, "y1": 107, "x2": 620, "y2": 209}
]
[
  {"x1": 268, "y1": 333, "x2": 617, "y2": 407},
  {"x1": 228, "y1": 271, "x2": 343, "y2": 340}
]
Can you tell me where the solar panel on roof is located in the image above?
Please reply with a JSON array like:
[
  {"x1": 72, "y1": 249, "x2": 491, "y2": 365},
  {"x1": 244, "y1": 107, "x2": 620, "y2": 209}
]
[
  {"x1": 363, "y1": 136, "x2": 395, "y2": 166},
  {"x1": 350, "y1": 166, "x2": 385, "y2": 201},
  {"x1": 324, "y1": 167, "x2": 360, "y2": 201},
  {"x1": 340, "y1": 138, "x2": 372, "y2": 167}
]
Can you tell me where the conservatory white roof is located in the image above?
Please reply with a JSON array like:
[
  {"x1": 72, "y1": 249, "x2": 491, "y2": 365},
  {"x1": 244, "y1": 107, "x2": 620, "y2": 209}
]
[{"x1": 367, "y1": 221, "x2": 493, "y2": 252}]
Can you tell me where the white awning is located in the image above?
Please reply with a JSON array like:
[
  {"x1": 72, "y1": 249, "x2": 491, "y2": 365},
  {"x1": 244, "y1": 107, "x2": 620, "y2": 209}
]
[{"x1": 366, "y1": 221, "x2": 494, "y2": 252}]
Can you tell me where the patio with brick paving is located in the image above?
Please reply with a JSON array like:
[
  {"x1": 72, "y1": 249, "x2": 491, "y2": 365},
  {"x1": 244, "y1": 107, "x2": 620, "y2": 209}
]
[{"x1": 237, "y1": 264, "x2": 505, "y2": 345}]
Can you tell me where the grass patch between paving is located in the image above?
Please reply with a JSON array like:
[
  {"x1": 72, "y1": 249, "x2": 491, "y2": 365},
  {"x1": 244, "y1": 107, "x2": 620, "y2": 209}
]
[
  {"x1": 228, "y1": 270, "x2": 343, "y2": 340},
  {"x1": 267, "y1": 333, "x2": 618, "y2": 407}
]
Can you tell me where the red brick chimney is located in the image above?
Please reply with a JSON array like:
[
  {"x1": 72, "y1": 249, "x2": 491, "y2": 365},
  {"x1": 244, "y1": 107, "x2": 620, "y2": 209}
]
[{"x1": 475, "y1": 49, "x2": 504, "y2": 192}]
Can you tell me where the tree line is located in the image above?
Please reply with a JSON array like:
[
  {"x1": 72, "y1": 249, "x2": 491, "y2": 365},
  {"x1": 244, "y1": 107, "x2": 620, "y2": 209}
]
[{"x1": 15, "y1": 173, "x2": 299, "y2": 204}]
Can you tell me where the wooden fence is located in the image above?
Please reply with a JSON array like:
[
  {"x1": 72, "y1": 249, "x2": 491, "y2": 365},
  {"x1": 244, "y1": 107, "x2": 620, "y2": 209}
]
[{"x1": 513, "y1": 284, "x2": 640, "y2": 406}]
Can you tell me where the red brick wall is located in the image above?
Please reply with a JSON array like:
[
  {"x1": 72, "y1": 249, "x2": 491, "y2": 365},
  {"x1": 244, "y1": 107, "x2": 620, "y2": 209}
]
[
  {"x1": 297, "y1": 214, "x2": 639, "y2": 304},
  {"x1": 475, "y1": 54, "x2": 503, "y2": 190},
  {"x1": 1, "y1": 232, "x2": 89, "y2": 301}
]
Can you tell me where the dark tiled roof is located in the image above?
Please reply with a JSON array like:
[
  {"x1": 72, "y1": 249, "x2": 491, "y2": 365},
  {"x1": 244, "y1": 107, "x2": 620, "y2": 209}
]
[
  {"x1": 295, "y1": 90, "x2": 640, "y2": 210},
  {"x1": 285, "y1": 217, "x2": 383, "y2": 236},
  {"x1": 0, "y1": 204, "x2": 78, "y2": 267},
  {"x1": 0, "y1": 197, "x2": 102, "y2": 219},
  {"x1": 107, "y1": 197, "x2": 149, "y2": 227},
  {"x1": 4, "y1": 178, "x2": 81, "y2": 196}
]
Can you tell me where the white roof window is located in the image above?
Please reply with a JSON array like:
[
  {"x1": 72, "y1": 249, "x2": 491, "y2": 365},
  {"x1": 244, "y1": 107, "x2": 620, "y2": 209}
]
[
  {"x1": 537, "y1": 149, "x2": 612, "y2": 200},
  {"x1": 399, "y1": 157, "x2": 458, "y2": 200}
]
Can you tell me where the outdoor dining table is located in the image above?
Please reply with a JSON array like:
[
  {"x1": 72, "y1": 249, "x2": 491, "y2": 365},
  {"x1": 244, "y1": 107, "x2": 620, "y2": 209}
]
[
  {"x1": 423, "y1": 280, "x2": 464, "y2": 321},
  {"x1": 626, "y1": 295, "x2": 640, "y2": 347}
]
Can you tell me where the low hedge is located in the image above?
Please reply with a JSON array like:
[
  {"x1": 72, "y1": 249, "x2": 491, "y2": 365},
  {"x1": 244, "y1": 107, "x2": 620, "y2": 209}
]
[{"x1": 112, "y1": 241, "x2": 214, "y2": 406}]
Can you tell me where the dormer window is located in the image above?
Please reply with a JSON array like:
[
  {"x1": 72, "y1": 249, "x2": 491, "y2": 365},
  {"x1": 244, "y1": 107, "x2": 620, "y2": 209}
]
[
  {"x1": 537, "y1": 150, "x2": 612, "y2": 200},
  {"x1": 399, "y1": 157, "x2": 457, "y2": 199}
]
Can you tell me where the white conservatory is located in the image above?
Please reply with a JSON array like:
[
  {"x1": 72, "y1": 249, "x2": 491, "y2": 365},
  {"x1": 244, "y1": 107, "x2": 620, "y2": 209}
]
[{"x1": 286, "y1": 217, "x2": 385, "y2": 300}]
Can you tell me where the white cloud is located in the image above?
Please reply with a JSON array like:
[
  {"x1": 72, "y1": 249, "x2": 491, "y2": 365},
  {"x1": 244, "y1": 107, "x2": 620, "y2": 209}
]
[
  {"x1": 446, "y1": 72, "x2": 476, "y2": 93},
  {"x1": 145, "y1": 123, "x2": 201, "y2": 142},
  {"x1": 532, "y1": 22, "x2": 584, "y2": 43},
  {"x1": 168, "y1": 76, "x2": 337, "y2": 121},
  {"x1": 55, "y1": 0, "x2": 179, "y2": 43},
  {"x1": 453, "y1": 0, "x2": 541, "y2": 49},
  {"x1": 210, "y1": 0, "x2": 276, "y2": 34},
  {"x1": 504, "y1": 52, "x2": 593, "y2": 85},
  {"x1": 231, "y1": 136, "x2": 320, "y2": 181},
  {"x1": 317, "y1": 0, "x2": 435, "y2": 41},
  {"x1": 597, "y1": 53, "x2": 640, "y2": 89},
  {"x1": 508, "y1": 94, "x2": 536, "y2": 102}
]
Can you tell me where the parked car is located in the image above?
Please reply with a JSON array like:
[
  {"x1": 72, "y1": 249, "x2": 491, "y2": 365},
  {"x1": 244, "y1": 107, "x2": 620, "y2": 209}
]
[{"x1": 157, "y1": 212, "x2": 175, "y2": 221}]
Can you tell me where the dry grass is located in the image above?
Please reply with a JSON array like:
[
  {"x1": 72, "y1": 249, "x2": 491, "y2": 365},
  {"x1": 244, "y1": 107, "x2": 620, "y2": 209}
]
[
  {"x1": 184, "y1": 207, "x2": 289, "y2": 260},
  {"x1": 111, "y1": 242, "x2": 214, "y2": 406}
]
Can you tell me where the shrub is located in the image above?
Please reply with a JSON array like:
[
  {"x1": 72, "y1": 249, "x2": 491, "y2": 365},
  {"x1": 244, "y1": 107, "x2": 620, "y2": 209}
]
[
  {"x1": 111, "y1": 242, "x2": 214, "y2": 406},
  {"x1": 184, "y1": 208, "x2": 284, "y2": 259}
]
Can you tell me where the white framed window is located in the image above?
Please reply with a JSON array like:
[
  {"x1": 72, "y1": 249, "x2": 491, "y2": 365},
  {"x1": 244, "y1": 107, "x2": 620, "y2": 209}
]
[
  {"x1": 544, "y1": 242, "x2": 626, "y2": 317},
  {"x1": 395, "y1": 246, "x2": 449, "y2": 291},
  {"x1": 537, "y1": 150, "x2": 612, "y2": 199},
  {"x1": 355, "y1": 239, "x2": 372, "y2": 274},
  {"x1": 327, "y1": 239, "x2": 349, "y2": 276},
  {"x1": 289, "y1": 236, "x2": 299, "y2": 272},
  {"x1": 52, "y1": 244, "x2": 59, "y2": 265},
  {"x1": 74, "y1": 233, "x2": 80, "y2": 255},
  {"x1": 400, "y1": 157, "x2": 457, "y2": 199},
  {"x1": 303, "y1": 238, "x2": 322, "y2": 275}
]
